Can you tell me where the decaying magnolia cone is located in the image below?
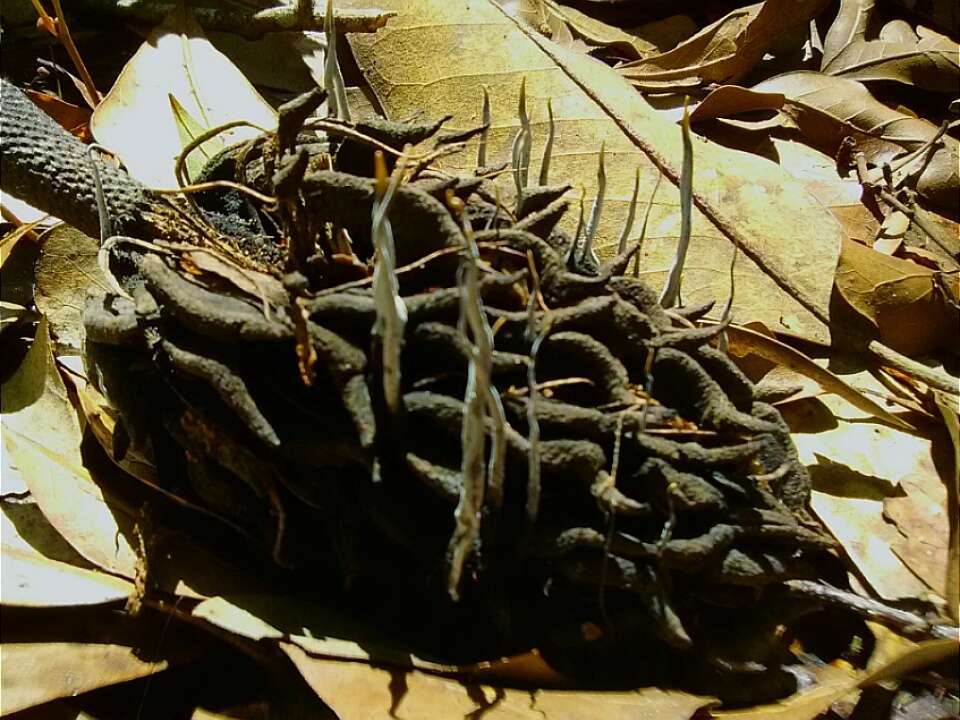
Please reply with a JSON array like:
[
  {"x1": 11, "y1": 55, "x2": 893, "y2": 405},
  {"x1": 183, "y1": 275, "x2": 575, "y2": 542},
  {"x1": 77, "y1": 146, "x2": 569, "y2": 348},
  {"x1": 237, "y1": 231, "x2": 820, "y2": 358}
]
[{"x1": 2, "y1": 79, "x2": 841, "y2": 703}]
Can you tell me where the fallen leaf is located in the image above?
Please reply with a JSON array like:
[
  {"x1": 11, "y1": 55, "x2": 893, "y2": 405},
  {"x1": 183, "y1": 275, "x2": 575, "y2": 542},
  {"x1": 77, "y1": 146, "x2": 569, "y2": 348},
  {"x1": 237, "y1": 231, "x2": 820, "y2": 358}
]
[
  {"x1": 934, "y1": 392, "x2": 959, "y2": 622},
  {"x1": 823, "y1": 4, "x2": 959, "y2": 93},
  {"x1": 168, "y1": 94, "x2": 226, "y2": 182},
  {"x1": 194, "y1": 592, "x2": 566, "y2": 686},
  {"x1": 688, "y1": 85, "x2": 785, "y2": 123},
  {"x1": 862, "y1": 622, "x2": 958, "y2": 682},
  {"x1": 885, "y1": 474, "x2": 950, "y2": 544},
  {"x1": 711, "y1": 621, "x2": 959, "y2": 719},
  {"x1": 722, "y1": 321, "x2": 910, "y2": 429},
  {"x1": 207, "y1": 30, "x2": 319, "y2": 92},
  {"x1": 884, "y1": 476, "x2": 950, "y2": 595},
  {"x1": 710, "y1": 664, "x2": 859, "y2": 719},
  {"x1": 0, "y1": 301, "x2": 31, "y2": 336},
  {"x1": 0, "y1": 217, "x2": 46, "y2": 269},
  {"x1": 1, "y1": 320, "x2": 138, "y2": 578},
  {"x1": 749, "y1": 71, "x2": 959, "y2": 212},
  {"x1": 504, "y1": 0, "x2": 661, "y2": 60},
  {"x1": 785, "y1": 368, "x2": 944, "y2": 600},
  {"x1": 346, "y1": 0, "x2": 845, "y2": 342},
  {"x1": 282, "y1": 643, "x2": 718, "y2": 720},
  {"x1": 821, "y1": 0, "x2": 871, "y2": 66},
  {"x1": 0, "y1": 643, "x2": 168, "y2": 715},
  {"x1": 0, "y1": 545, "x2": 133, "y2": 608},
  {"x1": 23, "y1": 89, "x2": 91, "y2": 139},
  {"x1": 834, "y1": 237, "x2": 956, "y2": 355},
  {"x1": 616, "y1": 0, "x2": 830, "y2": 90},
  {"x1": 1, "y1": 485, "x2": 92, "y2": 567},
  {"x1": 34, "y1": 224, "x2": 109, "y2": 353},
  {"x1": 91, "y1": 5, "x2": 278, "y2": 189},
  {"x1": 767, "y1": 138, "x2": 880, "y2": 246}
]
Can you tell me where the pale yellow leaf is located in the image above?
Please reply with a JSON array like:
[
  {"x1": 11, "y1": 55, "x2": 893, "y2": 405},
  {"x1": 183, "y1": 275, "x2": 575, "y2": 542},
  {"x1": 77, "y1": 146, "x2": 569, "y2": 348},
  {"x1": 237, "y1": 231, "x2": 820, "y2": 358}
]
[
  {"x1": 0, "y1": 643, "x2": 167, "y2": 715},
  {"x1": 1, "y1": 320, "x2": 138, "y2": 578},
  {"x1": 34, "y1": 224, "x2": 109, "y2": 353},
  {"x1": 1, "y1": 545, "x2": 133, "y2": 607},
  {"x1": 91, "y1": 5, "x2": 277, "y2": 188},
  {"x1": 282, "y1": 643, "x2": 717, "y2": 720},
  {"x1": 346, "y1": 0, "x2": 844, "y2": 342}
]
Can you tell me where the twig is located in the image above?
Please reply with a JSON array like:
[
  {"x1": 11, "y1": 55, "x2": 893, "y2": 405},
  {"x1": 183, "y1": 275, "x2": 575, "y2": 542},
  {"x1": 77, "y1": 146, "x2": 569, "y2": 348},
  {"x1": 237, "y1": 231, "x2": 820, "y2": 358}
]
[
  {"x1": 867, "y1": 340, "x2": 960, "y2": 396},
  {"x1": 74, "y1": 0, "x2": 394, "y2": 39},
  {"x1": 876, "y1": 187, "x2": 958, "y2": 267},
  {"x1": 32, "y1": 0, "x2": 102, "y2": 107},
  {"x1": 153, "y1": 180, "x2": 276, "y2": 206},
  {"x1": 785, "y1": 580, "x2": 958, "y2": 641}
]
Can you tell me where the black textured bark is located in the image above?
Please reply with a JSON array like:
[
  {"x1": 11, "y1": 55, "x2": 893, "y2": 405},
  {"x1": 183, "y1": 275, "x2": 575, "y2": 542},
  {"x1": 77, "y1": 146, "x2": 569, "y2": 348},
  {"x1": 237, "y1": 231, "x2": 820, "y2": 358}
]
[{"x1": 1, "y1": 78, "x2": 154, "y2": 238}]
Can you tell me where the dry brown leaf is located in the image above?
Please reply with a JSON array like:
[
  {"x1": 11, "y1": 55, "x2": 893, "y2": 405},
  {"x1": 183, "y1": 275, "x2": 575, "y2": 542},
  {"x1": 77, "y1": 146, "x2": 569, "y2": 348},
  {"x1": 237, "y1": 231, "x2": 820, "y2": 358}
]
[
  {"x1": 502, "y1": 0, "x2": 662, "y2": 59},
  {"x1": 346, "y1": 0, "x2": 845, "y2": 342},
  {"x1": 885, "y1": 476, "x2": 951, "y2": 596},
  {"x1": 0, "y1": 217, "x2": 46, "y2": 269},
  {"x1": 616, "y1": 0, "x2": 830, "y2": 90},
  {"x1": 822, "y1": 0, "x2": 959, "y2": 94},
  {"x1": 0, "y1": 545, "x2": 133, "y2": 608},
  {"x1": 835, "y1": 237, "x2": 956, "y2": 355},
  {"x1": 785, "y1": 369, "x2": 944, "y2": 600},
  {"x1": 194, "y1": 592, "x2": 566, "y2": 687},
  {"x1": 282, "y1": 643, "x2": 718, "y2": 720},
  {"x1": 722, "y1": 321, "x2": 910, "y2": 428},
  {"x1": 0, "y1": 320, "x2": 138, "y2": 578},
  {"x1": 767, "y1": 139, "x2": 881, "y2": 246},
  {"x1": 863, "y1": 622, "x2": 958, "y2": 682},
  {"x1": 688, "y1": 85, "x2": 785, "y2": 123},
  {"x1": 934, "y1": 392, "x2": 959, "y2": 621},
  {"x1": 710, "y1": 665, "x2": 859, "y2": 720},
  {"x1": 34, "y1": 225, "x2": 109, "y2": 353},
  {"x1": 821, "y1": 0, "x2": 873, "y2": 66},
  {"x1": 711, "y1": 622, "x2": 959, "y2": 719},
  {"x1": 23, "y1": 89, "x2": 91, "y2": 139},
  {"x1": 750, "y1": 71, "x2": 959, "y2": 212},
  {"x1": 91, "y1": 5, "x2": 277, "y2": 188},
  {"x1": 0, "y1": 642, "x2": 168, "y2": 715}
]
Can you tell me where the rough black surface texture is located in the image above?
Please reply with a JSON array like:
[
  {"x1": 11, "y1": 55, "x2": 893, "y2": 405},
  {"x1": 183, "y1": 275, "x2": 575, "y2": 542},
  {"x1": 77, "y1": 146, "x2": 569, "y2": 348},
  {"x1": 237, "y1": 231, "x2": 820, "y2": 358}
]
[{"x1": 1, "y1": 78, "x2": 153, "y2": 238}]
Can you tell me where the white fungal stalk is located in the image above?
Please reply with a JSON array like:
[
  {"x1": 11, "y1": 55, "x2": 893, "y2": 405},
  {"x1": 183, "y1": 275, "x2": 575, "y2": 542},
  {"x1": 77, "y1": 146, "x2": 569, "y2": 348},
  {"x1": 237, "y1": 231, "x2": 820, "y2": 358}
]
[
  {"x1": 372, "y1": 152, "x2": 407, "y2": 414},
  {"x1": 447, "y1": 196, "x2": 505, "y2": 600},
  {"x1": 511, "y1": 78, "x2": 532, "y2": 214},
  {"x1": 324, "y1": 0, "x2": 351, "y2": 121},
  {"x1": 579, "y1": 142, "x2": 606, "y2": 266}
]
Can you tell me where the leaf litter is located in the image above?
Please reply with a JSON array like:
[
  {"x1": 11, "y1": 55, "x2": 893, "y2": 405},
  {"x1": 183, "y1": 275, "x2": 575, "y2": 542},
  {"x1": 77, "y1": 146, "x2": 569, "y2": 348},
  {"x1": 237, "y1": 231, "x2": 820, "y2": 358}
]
[{"x1": 1, "y1": 0, "x2": 958, "y2": 718}]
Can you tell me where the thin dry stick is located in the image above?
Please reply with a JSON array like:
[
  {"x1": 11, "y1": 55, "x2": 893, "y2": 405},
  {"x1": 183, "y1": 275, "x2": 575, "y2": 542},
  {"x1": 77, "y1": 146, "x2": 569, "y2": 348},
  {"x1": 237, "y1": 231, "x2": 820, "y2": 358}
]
[
  {"x1": 154, "y1": 180, "x2": 276, "y2": 205},
  {"x1": 867, "y1": 340, "x2": 960, "y2": 396},
  {"x1": 33, "y1": 0, "x2": 101, "y2": 106},
  {"x1": 174, "y1": 120, "x2": 268, "y2": 190},
  {"x1": 785, "y1": 580, "x2": 958, "y2": 641}
]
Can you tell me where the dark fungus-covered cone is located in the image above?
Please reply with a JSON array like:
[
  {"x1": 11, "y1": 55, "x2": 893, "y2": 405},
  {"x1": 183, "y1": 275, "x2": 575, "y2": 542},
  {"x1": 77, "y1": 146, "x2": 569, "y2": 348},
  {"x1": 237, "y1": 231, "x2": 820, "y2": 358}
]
[{"x1": 71, "y1": 92, "x2": 845, "y2": 701}]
